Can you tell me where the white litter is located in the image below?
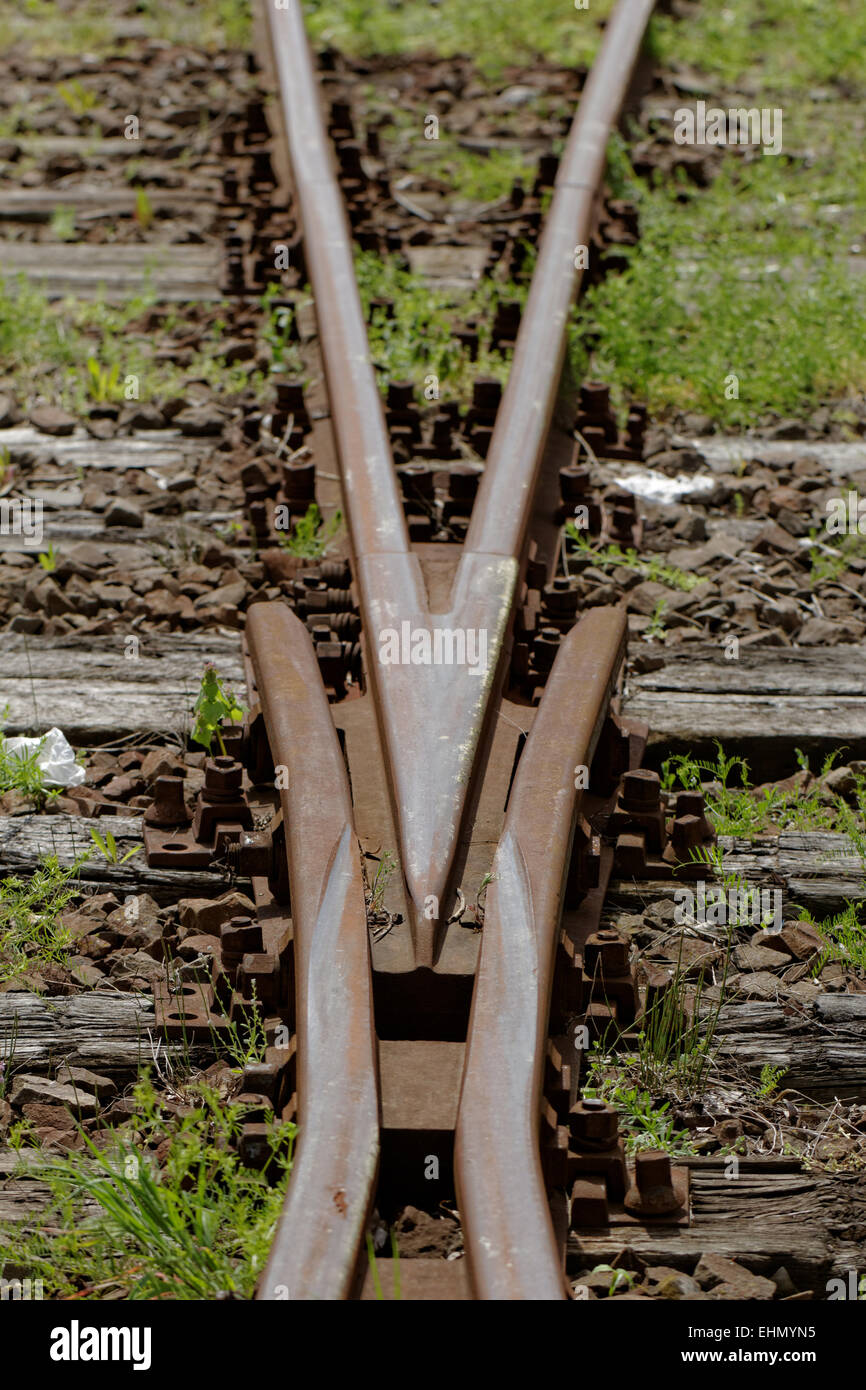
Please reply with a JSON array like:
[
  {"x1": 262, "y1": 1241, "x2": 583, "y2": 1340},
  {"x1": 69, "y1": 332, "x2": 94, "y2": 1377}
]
[
  {"x1": 3, "y1": 727, "x2": 86, "y2": 787},
  {"x1": 613, "y1": 467, "x2": 717, "y2": 505}
]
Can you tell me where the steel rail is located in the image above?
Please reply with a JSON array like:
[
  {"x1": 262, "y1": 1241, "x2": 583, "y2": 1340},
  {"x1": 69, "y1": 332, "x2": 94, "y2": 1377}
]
[
  {"x1": 454, "y1": 605, "x2": 627, "y2": 1300},
  {"x1": 264, "y1": 0, "x2": 655, "y2": 969},
  {"x1": 464, "y1": 0, "x2": 656, "y2": 559},
  {"x1": 248, "y1": 604, "x2": 378, "y2": 1302}
]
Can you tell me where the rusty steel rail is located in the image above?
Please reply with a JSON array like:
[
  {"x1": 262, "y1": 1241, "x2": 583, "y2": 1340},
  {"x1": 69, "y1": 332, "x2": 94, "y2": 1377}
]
[
  {"x1": 264, "y1": 0, "x2": 654, "y2": 970},
  {"x1": 454, "y1": 606, "x2": 627, "y2": 1300},
  {"x1": 253, "y1": 0, "x2": 657, "y2": 1299},
  {"x1": 247, "y1": 604, "x2": 378, "y2": 1302}
]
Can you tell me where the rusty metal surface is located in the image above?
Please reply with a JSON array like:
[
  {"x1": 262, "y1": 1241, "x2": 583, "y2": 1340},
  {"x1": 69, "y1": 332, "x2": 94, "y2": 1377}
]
[
  {"x1": 258, "y1": 0, "x2": 656, "y2": 1299},
  {"x1": 264, "y1": 0, "x2": 408, "y2": 563},
  {"x1": 455, "y1": 606, "x2": 627, "y2": 1300},
  {"x1": 247, "y1": 603, "x2": 378, "y2": 1301},
  {"x1": 265, "y1": 0, "x2": 655, "y2": 975}
]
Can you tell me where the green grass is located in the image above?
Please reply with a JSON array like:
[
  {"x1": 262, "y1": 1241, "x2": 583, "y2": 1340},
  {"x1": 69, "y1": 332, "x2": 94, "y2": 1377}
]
[
  {"x1": 0, "y1": 278, "x2": 258, "y2": 412},
  {"x1": 801, "y1": 902, "x2": 866, "y2": 978},
  {"x1": 662, "y1": 743, "x2": 866, "y2": 844},
  {"x1": 571, "y1": 157, "x2": 866, "y2": 427},
  {"x1": 381, "y1": 117, "x2": 539, "y2": 205},
  {"x1": 582, "y1": 1066, "x2": 697, "y2": 1158},
  {"x1": 0, "y1": 0, "x2": 251, "y2": 54},
  {"x1": 304, "y1": 0, "x2": 615, "y2": 76},
  {"x1": 573, "y1": 1, "x2": 866, "y2": 427},
  {"x1": 0, "y1": 732, "x2": 49, "y2": 803},
  {"x1": 277, "y1": 501, "x2": 343, "y2": 559},
  {"x1": 354, "y1": 249, "x2": 521, "y2": 403},
  {"x1": 565, "y1": 530, "x2": 701, "y2": 593},
  {"x1": 1, "y1": 1076, "x2": 294, "y2": 1299},
  {"x1": 649, "y1": 0, "x2": 866, "y2": 95},
  {"x1": 0, "y1": 854, "x2": 87, "y2": 984}
]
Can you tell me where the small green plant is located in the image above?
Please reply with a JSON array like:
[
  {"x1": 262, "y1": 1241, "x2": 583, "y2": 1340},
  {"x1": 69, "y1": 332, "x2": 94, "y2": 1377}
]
[
  {"x1": 0, "y1": 731, "x2": 48, "y2": 803},
  {"x1": 133, "y1": 188, "x2": 154, "y2": 231},
  {"x1": 217, "y1": 993, "x2": 268, "y2": 1072},
  {"x1": 0, "y1": 1076, "x2": 295, "y2": 1299},
  {"x1": 259, "y1": 286, "x2": 302, "y2": 375},
  {"x1": 757, "y1": 1064, "x2": 787, "y2": 1098},
  {"x1": 86, "y1": 356, "x2": 122, "y2": 403},
  {"x1": 278, "y1": 502, "x2": 343, "y2": 559},
  {"x1": 365, "y1": 1228, "x2": 402, "y2": 1301},
  {"x1": 646, "y1": 598, "x2": 667, "y2": 640},
  {"x1": 56, "y1": 79, "x2": 98, "y2": 116},
  {"x1": 801, "y1": 902, "x2": 866, "y2": 977},
  {"x1": 367, "y1": 850, "x2": 397, "y2": 915},
  {"x1": 0, "y1": 853, "x2": 88, "y2": 982},
  {"x1": 564, "y1": 529, "x2": 700, "y2": 593},
  {"x1": 37, "y1": 543, "x2": 57, "y2": 573},
  {"x1": 191, "y1": 665, "x2": 245, "y2": 756},
  {"x1": 49, "y1": 205, "x2": 76, "y2": 241},
  {"x1": 663, "y1": 742, "x2": 866, "y2": 844},
  {"x1": 88, "y1": 825, "x2": 140, "y2": 866},
  {"x1": 592, "y1": 1263, "x2": 636, "y2": 1295}
]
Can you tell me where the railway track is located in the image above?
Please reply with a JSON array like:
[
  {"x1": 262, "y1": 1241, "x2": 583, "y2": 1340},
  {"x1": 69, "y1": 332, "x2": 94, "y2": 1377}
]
[
  {"x1": 1, "y1": 0, "x2": 866, "y2": 1316},
  {"x1": 246, "y1": 0, "x2": 658, "y2": 1300}
]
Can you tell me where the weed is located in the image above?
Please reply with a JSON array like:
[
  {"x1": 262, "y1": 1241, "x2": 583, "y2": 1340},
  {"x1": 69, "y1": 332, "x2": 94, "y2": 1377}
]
[
  {"x1": 661, "y1": 742, "x2": 865, "y2": 842},
  {"x1": 191, "y1": 665, "x2": 245, "y2": 757},
  {"x1": 304, "y1": 0, "x2": 615, "y2": 76},
  {"x1": 801, "y1": 901, "x2": 866, "y2": 978},
  {"x1": 86, "y1": 357, "x2": 123, "y2": 403},
  {"x1": 367, "y1": 850, "x2": 397, "y2": 915},
  {"x1": 646, "y1": 598, "x2": 668, "y2": 640},
  {"x1": 757, "y1": 1064, "x2": 787, "y2": 1098},
  {"x1": 564, "y1": 529, "x2": 699, "y2": 593},
  {"x1": 278, "y1": 502, "x2": 342, "y2": 559},
  {"x1": 37, "y1": 543, "x2": 57, "y2": 573},
  {"x1": 592, "y1": 1263, "x2": 636, "y2": 1295},
  {"x1": 354, "y1": 249, "x2": 519, "y2": 403},
  {"x1": 0, "y1": 1077, "x2": 294, "y2": 1299},
  {"x1": 0, "y1": 853, "x2": 88, "y2": 983},
  {"x1": 56, "y1": 79, "x2": 98, "y2": 116},
  {"x1": 259, "y1": 287, "x2": 303, "y2": 376},
  {"x1": 572, "y1": 2, "x2": 866, "y2": 426},
  {"x1": 364, "y1": 1227, "x2": 402, "y2": 1301},
  {"x1": 88, "y1": 826, "x2": 140, "y2": 867},
  {"x1": 0, "y1": 731, "x2": 49, "y2": 804},
  {"x1": 49, "y1": 206, "x2": 76, "y2": 242},
  {"x1": 133, "y1": 188, "x2": 154, "y2": 232},
  {"x1": 216, "y1": 996, "x2": 269, "y2": 1072},
  {"x1": 583, "y1": 1060, "x2": 696, "y2": 1156}
]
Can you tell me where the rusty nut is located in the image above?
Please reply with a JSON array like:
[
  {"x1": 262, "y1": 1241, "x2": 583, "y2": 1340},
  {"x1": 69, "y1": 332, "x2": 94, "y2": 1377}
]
[{"x1": 569, "y1": 1098, "x2": 619, "y2": 1148}]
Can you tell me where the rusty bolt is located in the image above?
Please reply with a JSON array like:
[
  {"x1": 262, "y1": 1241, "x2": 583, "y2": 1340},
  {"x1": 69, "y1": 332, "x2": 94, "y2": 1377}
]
[
  {"x1": 144, "y1": 775, "x2": 191, "y2": 827},
  {"x1": 559, "y1": 463, "x2": 591, "y2": 502},
  {"x1": 670, "y1": 813, "x2": 704, "y2": 856},
  {"x1": 568, "y1": 1097, "x2": 619, "y2": 1149},
  {"x1": 204, "y1": 756, "x2": 244, "y2": 795},
  {"x1": 220, "y1": 915, "x2": 263, "y2": 955},
  {"x1": 584, "y1": 929, "x2": 630, "y2": 977},
  {"x1": 620, "y1": 768, "x2": 661, "y2": 813},
  {"x1": 623, "y1": 1149, "x2": 686, "y2": 1217}
]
